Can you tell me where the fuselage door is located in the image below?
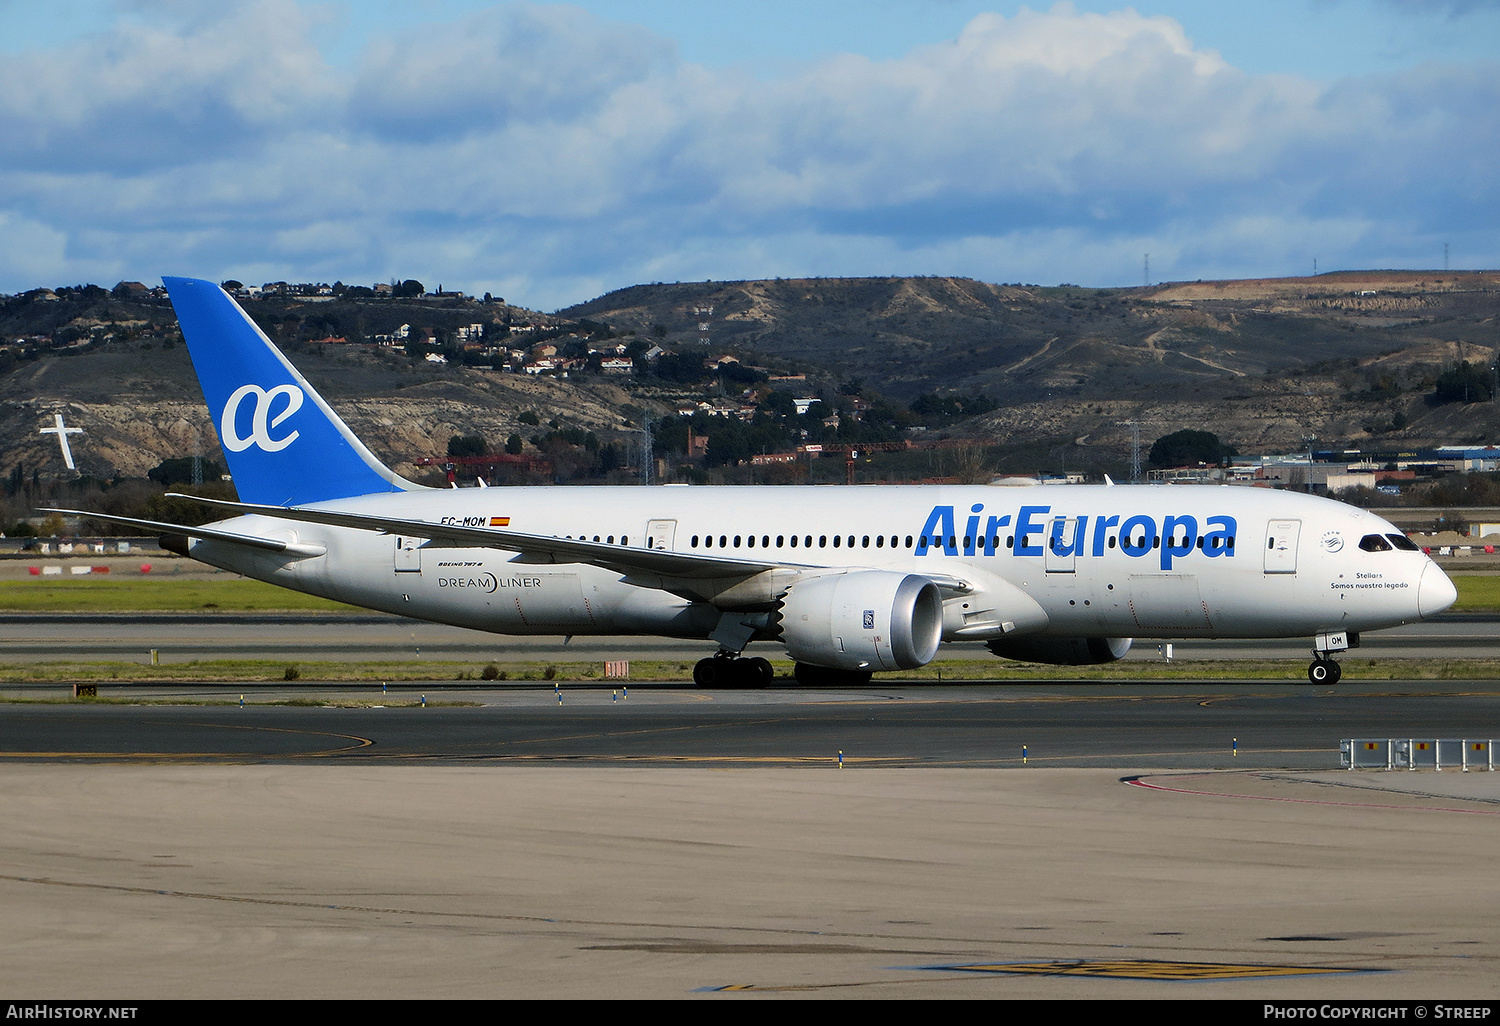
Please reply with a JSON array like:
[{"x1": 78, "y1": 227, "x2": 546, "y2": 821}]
[
  {"x1": 394, "y1": 535, "x2": 422, "y2": 573},
  {"x1": 1044, "y1": 517, "x2": 1079, "y2": 573},
  {"x1": 646, "y1": 519, "x2": 677, "y2": 551},
  {"x1": 1264, "y1": 519, "x2": 1301, "y2": 574}
]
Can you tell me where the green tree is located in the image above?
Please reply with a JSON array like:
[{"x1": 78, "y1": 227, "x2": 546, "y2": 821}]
[
  {"x1": 760, "y1": 391, "x2": 798, "y2": 417},
  {"x1": 655, "y1": 352, "x2": 709, "y2": 384},
  {"x1": 147, "y1": 456, "x2": 225, "y2": 487},
  {"x1": 1431, "y1": 361, "x2": 1494, "y2": 405},
  {"x1": 447, "y1": 435, "x2": 487, "y2": 458},
  {"x1": 1148, "y1": 429, "x2": 1237, "y2": 468}
]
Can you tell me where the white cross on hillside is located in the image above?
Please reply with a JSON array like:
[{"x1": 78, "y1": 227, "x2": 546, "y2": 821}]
[{"x1": 40, "y1": 413, "x2": 84, "y2": 470}]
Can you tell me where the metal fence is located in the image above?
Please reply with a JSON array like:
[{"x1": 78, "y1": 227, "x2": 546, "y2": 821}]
[{"x1": 1341, "y1": 738, "x2": 1495, "y2": 771}]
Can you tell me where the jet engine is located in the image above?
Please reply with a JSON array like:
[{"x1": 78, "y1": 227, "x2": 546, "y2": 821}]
[
  {"x1": 986, "y1": 636, "x2": 1133, "y2": 665},
  {"x1": 777, "y1": 571, "x2": 943, "y2": 672}
]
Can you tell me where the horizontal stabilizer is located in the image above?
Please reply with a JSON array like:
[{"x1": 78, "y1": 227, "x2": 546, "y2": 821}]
[{"x1": 42, "y1": 508, "x2": 326, "y2": 558}]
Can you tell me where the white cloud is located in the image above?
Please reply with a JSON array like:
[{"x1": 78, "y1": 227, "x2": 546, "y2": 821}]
[
  {"x1": 0, "y1": 2, "x2": 1493, "y2": 306},
  {"x1": 0, "y1": 0, "x2": 336, "y2": 173},
  {"x1": 349, "y1": 3, "x2": 672, "y2": 140},
  {"x1": 0, "y1": 211, "x2": 73, "y2": 283}
]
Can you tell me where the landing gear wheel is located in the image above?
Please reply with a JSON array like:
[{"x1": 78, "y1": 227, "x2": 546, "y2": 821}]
[
  {"x1": 693, "y1": 657, "x2": 731, "y2": 687},
  {"x1": 793, "y1": 662, "x2": 874, "y2": 687},
  {"x1": 1307, "y1": 659, "x2": 1342, "y2": 684},
  {"x1": 745, "y1": 657, "x2": 774, "y2": 686},
  {"x1": 693, "y1": 655, "x2": 775, "y2": 687}
]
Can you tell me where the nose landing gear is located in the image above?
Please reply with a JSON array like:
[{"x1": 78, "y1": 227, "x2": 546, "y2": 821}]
[
  {"x1": 1307, "y1": 657, "x2": 1342, "y2": 684},
  {"x1": 1307, "y1": 630, "x2": 1356, "y2": 684}
]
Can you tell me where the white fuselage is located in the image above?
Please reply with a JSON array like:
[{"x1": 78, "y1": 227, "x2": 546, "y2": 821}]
[{"x1": 182, "y1": 483, "x2": 1453, "y2": 647}]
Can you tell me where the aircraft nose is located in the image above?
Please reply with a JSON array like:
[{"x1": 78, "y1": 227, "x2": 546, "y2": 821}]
[{"x1": 1418, "y1": 562, "x2": 1458, "y2": 619}]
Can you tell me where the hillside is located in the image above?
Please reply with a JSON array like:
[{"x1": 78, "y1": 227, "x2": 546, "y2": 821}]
[
  {"x1": 563, "y1": 270, "x2": 1500, "y2": 466},
  {"x1": 3, "y1": 270, "x2": 1498, "y2": 485}
]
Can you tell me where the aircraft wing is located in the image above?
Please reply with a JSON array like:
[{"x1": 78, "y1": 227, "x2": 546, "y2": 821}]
[
  {"x1": 50, "y1": 499, "x2": 978, "y2": 598},
  {"x1": 170, "y1": 495, "x2": 789, "y2": 580}
]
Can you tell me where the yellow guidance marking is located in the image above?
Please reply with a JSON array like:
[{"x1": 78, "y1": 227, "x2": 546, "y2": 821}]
[
  {"x1": 929, "y1": 959, "x2": 1368, "y2": 980},
  {"x1": 0, "y1": 721, "x2": 373, "y2": 760}
]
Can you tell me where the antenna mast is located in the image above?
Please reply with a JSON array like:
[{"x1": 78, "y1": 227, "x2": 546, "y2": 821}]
[
  {"x1": 640, "y1": 417, "x2": 653, "y2": 485},
  {"x1": 1119, "y1": 420, "x2": 1143, "y2": 483}
]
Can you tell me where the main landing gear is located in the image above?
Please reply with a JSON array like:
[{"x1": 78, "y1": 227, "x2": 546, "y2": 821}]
[
  {"x1": 692, "y1": 653, "x2": 774, "y2": 688},
  {"x1": 792, "y1": 663, "x2": 873, "y2": 687},
  {"x1": 689, "y1": 654, "x2": 877, "y2": 688}
]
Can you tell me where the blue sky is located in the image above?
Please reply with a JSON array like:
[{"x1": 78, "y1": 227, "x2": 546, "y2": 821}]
[{"x1": 0, "y1": 1, "x2": 1495, "y2": 309}]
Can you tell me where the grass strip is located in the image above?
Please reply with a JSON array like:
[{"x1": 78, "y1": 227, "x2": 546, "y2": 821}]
[
  {"x1": 0, "y1": 578, "x2": 359, "y2": 612},
  {"x1": 1451, "y1": 573, "x2": 1500, "y2": 612}
]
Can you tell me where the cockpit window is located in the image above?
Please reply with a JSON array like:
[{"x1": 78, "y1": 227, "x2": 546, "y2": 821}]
[
  {"x1": 1386, "y1": 534, "x2": 1420, "y2": 551},
  {"x1": 1359, "y1": 534, "x2": 1393, "y2": 552}
]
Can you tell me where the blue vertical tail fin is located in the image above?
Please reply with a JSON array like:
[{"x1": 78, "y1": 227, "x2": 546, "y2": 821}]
[{"x1": 163, "y1": 276, "x2": 420, "y2": 506}]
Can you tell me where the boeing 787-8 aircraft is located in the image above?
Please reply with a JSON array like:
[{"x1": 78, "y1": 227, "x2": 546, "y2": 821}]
[{"x1": 54, "y1": 277, "x2": 1457, "y2": 685}]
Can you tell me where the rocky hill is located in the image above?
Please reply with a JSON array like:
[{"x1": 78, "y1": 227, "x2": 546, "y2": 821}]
[
  {"x1": 564, "y1": 270, "x2": 1500, "y2": 464},
  {"x1": 0, "y1": 342, "x2": 636, "y2": 483},
  {"x1": 2, "y1": 270, "x2": 1498, "y2": 485}
]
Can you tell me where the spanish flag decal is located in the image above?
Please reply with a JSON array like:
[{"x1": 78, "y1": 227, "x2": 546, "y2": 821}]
[{"x1": 490, "y1": 516, "x2": 511, "y2": 527}]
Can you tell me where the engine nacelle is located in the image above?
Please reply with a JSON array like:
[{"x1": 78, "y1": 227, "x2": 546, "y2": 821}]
[
  {"x1": 778, "y1": 571, "x2": 943, "y2": 672},
  {"x1": 986, "y1": 636, "x2": 1133, "y2": 666}
]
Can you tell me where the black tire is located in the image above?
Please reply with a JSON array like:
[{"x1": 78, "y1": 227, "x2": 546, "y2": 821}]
[
  {"x1": 1327, "y1": 660, "x2": 1343, "y2": 684},
  {"x1": 693, "y1": 658, "x2": 725, "y2": 687},
  {"x1": 794, "y1": 662, "x2": 873, "y2": 687},
  {"x1": 746, "y1": 657, "x2": 774, "y2": 686},
  {"x1": 793, "y1": 662, "x2": 827, "y2": 686},
  {"x1": 1308, "y1": 660, "x2": 1330, "y2": 684}
]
